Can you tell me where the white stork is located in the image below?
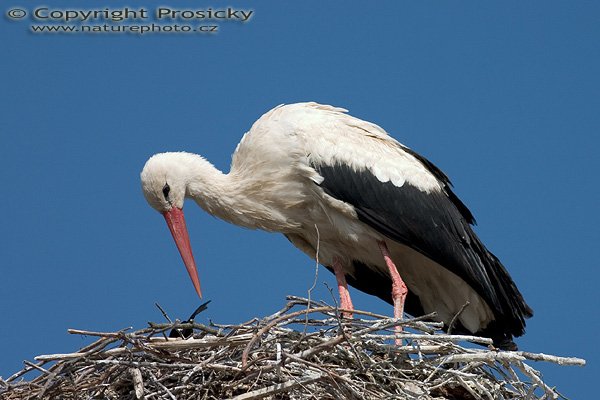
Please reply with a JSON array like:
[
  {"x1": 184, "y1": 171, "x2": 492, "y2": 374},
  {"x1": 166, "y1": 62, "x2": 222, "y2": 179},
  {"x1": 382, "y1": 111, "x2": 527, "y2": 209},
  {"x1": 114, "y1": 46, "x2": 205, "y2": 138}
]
[{"x1": 141, "y1": 102, "x2": 533, "y2": 349}]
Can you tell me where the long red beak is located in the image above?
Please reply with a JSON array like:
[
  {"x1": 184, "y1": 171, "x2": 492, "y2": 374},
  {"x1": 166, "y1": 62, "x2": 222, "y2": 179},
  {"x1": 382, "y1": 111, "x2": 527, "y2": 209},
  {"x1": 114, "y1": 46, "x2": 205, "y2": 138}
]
[{"x1": 162, "y1": 207, "x2": 202, "y2": 298}]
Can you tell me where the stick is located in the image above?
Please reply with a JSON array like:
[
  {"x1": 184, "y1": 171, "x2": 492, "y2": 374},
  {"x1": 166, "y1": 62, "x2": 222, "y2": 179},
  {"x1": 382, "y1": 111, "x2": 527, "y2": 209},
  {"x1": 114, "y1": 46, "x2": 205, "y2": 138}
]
[{"x1": 227, "y1": 372, "x2": 322, "y2": 400}]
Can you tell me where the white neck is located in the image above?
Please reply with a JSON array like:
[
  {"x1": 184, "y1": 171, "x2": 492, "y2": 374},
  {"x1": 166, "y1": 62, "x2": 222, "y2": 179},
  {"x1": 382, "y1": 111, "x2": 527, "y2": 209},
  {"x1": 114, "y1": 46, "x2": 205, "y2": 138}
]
[{"x1": 176, "y1": 153, "x2": 295, "y2": 231}]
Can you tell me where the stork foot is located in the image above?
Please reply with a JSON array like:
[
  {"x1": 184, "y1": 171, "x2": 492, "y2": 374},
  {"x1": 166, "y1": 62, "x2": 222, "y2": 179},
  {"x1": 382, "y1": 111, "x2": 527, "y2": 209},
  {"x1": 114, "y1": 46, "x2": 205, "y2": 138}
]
[
  {"x1": 332, "y1": 257, "x2": 354, "y2": 318},
  {"x1": 378, "y1": 240, "x2": 408, "y2": 345}
]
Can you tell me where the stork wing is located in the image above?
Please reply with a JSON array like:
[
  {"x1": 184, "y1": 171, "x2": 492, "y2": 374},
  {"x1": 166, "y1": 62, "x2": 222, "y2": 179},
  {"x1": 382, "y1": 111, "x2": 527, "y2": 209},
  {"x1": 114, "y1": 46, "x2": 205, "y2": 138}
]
[
  {"x1": 242, "y1": 102, "x2": 531, "y2": 340},
  {"x1": 309, "y1": 139, "x2": 532, "y2": 338}
]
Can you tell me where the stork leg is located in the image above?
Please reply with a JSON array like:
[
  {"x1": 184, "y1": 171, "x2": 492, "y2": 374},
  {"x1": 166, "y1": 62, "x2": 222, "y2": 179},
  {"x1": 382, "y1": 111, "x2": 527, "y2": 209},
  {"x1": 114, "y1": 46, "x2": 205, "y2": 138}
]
[
  {"x1": 332, "y1": 257, "x2": 354, "y2": 318},
  {"x1": 378, "y1": 240, "x2": 408, "y2": 342}
]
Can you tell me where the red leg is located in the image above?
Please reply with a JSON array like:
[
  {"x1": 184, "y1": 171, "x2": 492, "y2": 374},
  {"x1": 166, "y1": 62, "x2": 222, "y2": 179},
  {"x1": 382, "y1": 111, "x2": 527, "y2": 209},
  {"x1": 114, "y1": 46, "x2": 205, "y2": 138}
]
[
  {"x1": 332, "y1": 257, "x2": 354, "y2": 318},
  {"x1": 378, "y1": 240, "x2": 408, "y2": 342}
]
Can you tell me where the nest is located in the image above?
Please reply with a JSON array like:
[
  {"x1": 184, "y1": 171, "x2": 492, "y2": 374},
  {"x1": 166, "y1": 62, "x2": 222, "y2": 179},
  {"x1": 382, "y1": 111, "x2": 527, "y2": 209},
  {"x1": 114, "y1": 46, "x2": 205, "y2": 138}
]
[{"x1": 1, "y1": 296, "x2": 585, "y2": 400}]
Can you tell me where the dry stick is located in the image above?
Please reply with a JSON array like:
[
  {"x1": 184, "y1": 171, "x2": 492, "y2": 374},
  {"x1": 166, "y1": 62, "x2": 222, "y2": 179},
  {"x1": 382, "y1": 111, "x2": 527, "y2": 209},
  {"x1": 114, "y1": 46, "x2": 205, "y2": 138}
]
[
  {"x1": 67, "y1": 327, "x2": 133, "y2": 337},
  {"x1": 74, "y1": 365, "x2": 97, "y2": 386},
  {"x1": 286, "y1": 372, "x2": 322, "y2": 400},
  {"x1": 242, "y1": 306, "x2": 332, "y2": 368},
  {"x1": 515, "y1": 360, "x2": 558, "y2": 400},
  {"x1": 455, "y1": 373, "x2": 486, "y2": 400},
  {"x1": 327, "y1": 294, "x2": 366, "y2": 371},
  {"x1": 447, "y1": 301, "x2": 470, "y2": 335},
  {"x1": 284, "y1": 352, "x2": 355, "y2": 390},
  {"x1": 36, "y1": 346, "x2": 132, "y2": 361},
  {"x1": 129, "y1": 367, "x2": 145, "y2": 400},
  {"x1": 6, "y1": 360, "x2": 49, "y2": 383},
  {"x1": 227, "y1": 372, "x2": 322, "y2": 400},
  {"x1": 245, "y1": 364, "x2": 265, "y2": 393},
  {"x1": 288, "y1": 225, "x2": 324, "y2": 355},
  {"x1": 286, "y1": 295, "x2": 333, "y2": 308},
  {"x1": 525, "y1": 385, "x2": 538, "y2": 400},
  {"x1": 383, "y1": 344, "x2": 459, "y2": 355},
  {"x1": 440, "y1": 351, "x2": 585, "y2": 367},
  {"x1": 291, "y1": 333, "x2": 347, "y2": 361},
  {"x1": 148, "y1": 370, "x2": 177, "y2": 400},
  {"x1": 91, "y1": 364, "x2": 122, "y2": 399},
  {"x1": 305, "y1": 224, "x2": 321, "y2": 330},
  {"x1": 149, "y1": 334, "x2": 253, "y2": 350},
  {"x1": 461, "y1": 372, "x2": 494, "y2": 400},
  {"x1": 22, "y1": 361, "x2": 52, "y2": 377},
  {"x1": 350, "y1": 313, "x2": 437, "y2": 338},
  {"x1": 182, "y1": 346, "x2": 234, "y2": 384},
  {"x1": 155, "y1": 302, "x2": 174, "y2": 323},
  {"x1": 262, "y1": 301, "x2": 300, "y2": 323},
  {"x1": 517, "y1": 351, "x2": 585, "y2": 366},
  {"x1": 364, "y1": 332, "x2": 492, "y2": 345}
]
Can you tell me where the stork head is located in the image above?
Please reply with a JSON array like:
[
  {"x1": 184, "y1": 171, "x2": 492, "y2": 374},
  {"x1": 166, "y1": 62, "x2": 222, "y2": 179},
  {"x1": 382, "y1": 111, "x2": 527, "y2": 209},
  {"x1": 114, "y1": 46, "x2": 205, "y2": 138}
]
[{"x1": 141, "y1": 152, "x2": 202, "y2": 298}]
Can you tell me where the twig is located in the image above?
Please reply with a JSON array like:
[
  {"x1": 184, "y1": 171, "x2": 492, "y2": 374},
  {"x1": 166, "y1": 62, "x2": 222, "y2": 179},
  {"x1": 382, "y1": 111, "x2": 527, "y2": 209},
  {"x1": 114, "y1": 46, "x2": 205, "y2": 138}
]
[
  {"x1": 155, "y1": 303, "x2": 173, "y2": 323},
  {"x1": 129, "y1": 367, "x2": 145, "y2": 399},
  {"x1": 447, "y1": 301, "x2": 470, "y2": 335},
  {"x1": 227, "y1": 372, "x2": 322, "y2": 400},
  {"x1": 22, "y1": 361, "x2": 51, "y2": 377},
  {"x1": 305, "y1": 224, "x2": 321, "y2": 330},
  {"x1": 242, "y1": 306, "x2": 332, "y2": 368}
]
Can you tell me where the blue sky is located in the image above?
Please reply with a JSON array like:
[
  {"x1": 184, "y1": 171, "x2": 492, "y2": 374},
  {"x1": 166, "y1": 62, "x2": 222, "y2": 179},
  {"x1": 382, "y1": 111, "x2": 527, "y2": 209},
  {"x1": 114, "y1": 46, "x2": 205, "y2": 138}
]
[{"x1": 1, "y1": 0, "x2": 597, "y2": 396}]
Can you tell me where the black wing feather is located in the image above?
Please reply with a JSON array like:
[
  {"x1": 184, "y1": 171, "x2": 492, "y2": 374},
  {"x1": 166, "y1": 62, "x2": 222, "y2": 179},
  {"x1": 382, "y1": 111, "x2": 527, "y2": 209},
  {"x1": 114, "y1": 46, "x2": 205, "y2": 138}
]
[
  {"x1": 313, "y1": 161, "x2": 532, "y2": 340},
  {"x1": 399, "y1": 144, "x2": 476, "y2": 225}
]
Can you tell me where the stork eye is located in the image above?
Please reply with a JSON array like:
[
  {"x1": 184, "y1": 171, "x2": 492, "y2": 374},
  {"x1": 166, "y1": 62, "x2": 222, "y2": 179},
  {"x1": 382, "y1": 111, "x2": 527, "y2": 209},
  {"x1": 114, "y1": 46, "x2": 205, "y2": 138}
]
[{"x1": 162, "y1": 183, "x2": 170, "y2": 199}]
